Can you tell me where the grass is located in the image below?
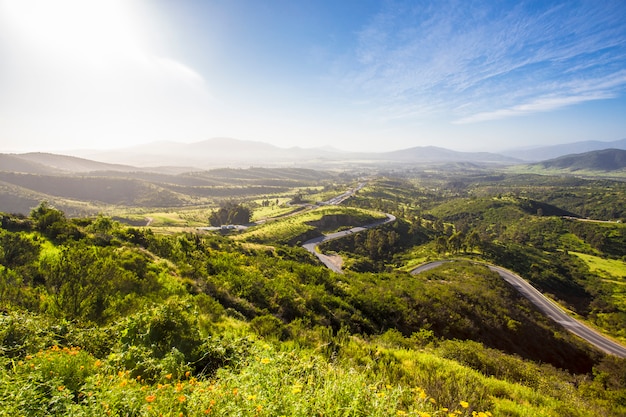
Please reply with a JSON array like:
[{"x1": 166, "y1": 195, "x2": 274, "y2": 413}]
[
  {"x1": 570, "y1": 251, "x2": 626, "y2": 341},
  {"x1": 571, "y1": 251, "x2": 626, "y2": 279},
  {"x1": 2, "y1": 328, "x2": 592, "y2": 417},
  {"x1": 237, "y1": 206, "x2": 386, "y2": 245},
  {"x1": 251, "y1": 201, "x2": 303, "y2": 222},
  {"x1": 506, "y1": 164, "x2": 626, "y2": 179}
]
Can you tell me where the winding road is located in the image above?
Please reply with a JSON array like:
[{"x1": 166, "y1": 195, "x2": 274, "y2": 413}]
[
  {"x1": 302, "y1": 213, "x2": 396, "y2": 273},
  {"x1": 299, "y1": 184, "x2": 626, "y2": 357},
  {"x1": 412, "y1": 260, "x2": 626, "y2": 357}
]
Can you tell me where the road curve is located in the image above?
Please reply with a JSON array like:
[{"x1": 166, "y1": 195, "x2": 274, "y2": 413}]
[
  {"x1": 302, "y1": 213, "x2": 396, "y2": 274},
  {"x1": 411, "y1": 260, "x2": 626, "y2": 358}
]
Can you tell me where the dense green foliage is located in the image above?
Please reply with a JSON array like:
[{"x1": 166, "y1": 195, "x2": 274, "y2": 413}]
[
  {"x1": 238, "y1": 206, "x2": 386, "y2": 245},
  {"x1": 208, "y1": 202, "x2": 252, "y2": 226},
  {"x1": 2, "y1": 169, "x2": 626, "y2": 416}
]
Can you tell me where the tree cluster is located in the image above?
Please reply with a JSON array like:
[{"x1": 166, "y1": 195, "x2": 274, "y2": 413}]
[{"x1": 208, "y1": 202, "x2": 251, "y2": 226}]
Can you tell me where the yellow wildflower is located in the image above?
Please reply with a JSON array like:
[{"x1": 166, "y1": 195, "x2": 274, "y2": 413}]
[{"x1": 460, "y1": 401, "x2": 469, "y2": 408}]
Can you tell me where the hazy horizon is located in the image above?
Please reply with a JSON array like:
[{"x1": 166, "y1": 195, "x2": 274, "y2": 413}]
[
  {"x1": 3, "y1": 136, "x2": 626, "y2": 159},
  {"x1": 1, "y1": 0, "x2": 625, "y2": 154}
]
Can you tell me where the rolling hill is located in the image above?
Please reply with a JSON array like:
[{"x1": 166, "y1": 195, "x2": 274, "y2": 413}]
[
  {"x1": 70, "y1": 138, "x2": 519, "y2": 168},
  {"x1": 379, "y1": 145, "x2": 518, "y2": 163},
  {"x1": 503, "y1": 138, "x2": 626, "y2": 161},
  {"x1": 0, "y1": 155, "x2": 340, "y2": 215},
  {"x1": 537, "y1": 148, "x2": 626, "y2": 172}
]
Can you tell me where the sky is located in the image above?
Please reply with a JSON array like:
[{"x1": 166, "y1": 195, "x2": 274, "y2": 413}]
[{"x1": 1, "y1": 0, "x2": 625, "y2": 153}]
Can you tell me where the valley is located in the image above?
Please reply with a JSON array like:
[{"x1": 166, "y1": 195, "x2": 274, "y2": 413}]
[{"x1": 1, "y1": 149, "x2": 626, "y2": 416}]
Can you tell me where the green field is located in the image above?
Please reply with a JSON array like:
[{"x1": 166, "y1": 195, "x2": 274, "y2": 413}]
[{"x1": 572, "y1": 251, "x2": 626, "y2": 279}]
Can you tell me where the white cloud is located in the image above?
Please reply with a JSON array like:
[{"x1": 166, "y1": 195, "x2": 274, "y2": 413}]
[
  {"x1": 454, "y1": 92, "x2": 615, "y2": 124},
  {"x1": 344, "y1": 1, "x2": 626, "y2": 125}
]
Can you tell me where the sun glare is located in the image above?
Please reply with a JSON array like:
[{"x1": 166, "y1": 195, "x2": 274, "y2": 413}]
[{"x1": 2, "y1": 0, "x2": 143, "y2": 60}]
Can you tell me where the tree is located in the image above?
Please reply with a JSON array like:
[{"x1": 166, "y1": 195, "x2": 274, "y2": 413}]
[
  {"x1": 448, "y1": 231, "x2": 465, "y2": 253},
  {"x1": 40, "y1": 243, "x2": 120, "y2": 321},
  {"x1": 208, "y1": 202, "x2": 251, "y2": 226},
  {"x1": 30, "y1": 202, "x2": 81, "y2": 241},
  {"x1": 465, "y1": 230, "x2": 482, "y2": 253},
  {"x1": 0, "y1": 230, "x2": 41, "y2": 269},
  {"x1": 435, "y1": 236, "x2": 448, "y2": 255},
  {"x1": 30, "y1": 201, "x2": 65, "y2": 233}
]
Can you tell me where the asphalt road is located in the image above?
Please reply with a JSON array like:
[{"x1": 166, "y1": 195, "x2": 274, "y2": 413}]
[
  {"x1": 412, "y1": 260, "x2": 626, "y2": 358},
  {"x1": 302, "y1": 213, "x2": 396, "y2": 274}
]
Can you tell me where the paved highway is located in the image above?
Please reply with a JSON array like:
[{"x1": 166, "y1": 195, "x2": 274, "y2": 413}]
[
  {"x1": 302, "y1": 213, "x2": 396, "y2": 273},
  {"x1": 299, "y1": 184, "x2": 626, "y2": 357},
  {"x1": 412, "y1": 260, "x2": 626, "y2": 357}
]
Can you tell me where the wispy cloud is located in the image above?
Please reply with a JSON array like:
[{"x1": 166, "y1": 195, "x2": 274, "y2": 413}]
[
  {"x1": 345, "y1": 0, "x2": 626, "y2": 124},
  {"x1": 454, "y1": 92, "x2": 615, "y2": 124}
]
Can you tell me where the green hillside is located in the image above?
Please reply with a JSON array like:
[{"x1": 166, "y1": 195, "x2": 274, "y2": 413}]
[
  {"x1": 2, "y1": 170, "x2": 626, "y2": 416},
  {"x1": 539, "y1": 149, "x2": 626, "y2": 171},
  {"x1": 2, "y1": 199, "x2": 626, "y2": 416}
]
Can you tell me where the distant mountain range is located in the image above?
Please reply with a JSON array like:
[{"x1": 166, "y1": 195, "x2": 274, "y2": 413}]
[
  {"x1": 66, "y1": 137, "x2": 519, "y2": 170},
  {"x1": 4, "y1": 137, "x2": 626, "y2": 174},
  {"x1": 2, "y1": 140, "x2": 625, "y2": 216},
  {"x1": 502, "y1": 138, "x2": 626, "y2": 161}
]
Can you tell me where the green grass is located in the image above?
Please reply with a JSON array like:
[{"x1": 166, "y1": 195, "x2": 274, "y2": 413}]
[
  {"x1": 570, "y1": 251, "x2": 626, "y2": 341},
  {"x1": 560, "y1": 233, "x2": 597, "y2": 254},
  {"x1": 0, "y1": 323, "x2": 600, "y2": 417},
  {"x1": 571, "y1": 251, "x2": 626, "y2": 279},
  {"x1": 506, "y1": 164, "x2": 626, "y2": 179},
  {"x1": 238, "y1": 206, "x2": 386, "y2": 245},
  {"x1": 251, "y1": 200, "x2": 303, "y2": 222}
]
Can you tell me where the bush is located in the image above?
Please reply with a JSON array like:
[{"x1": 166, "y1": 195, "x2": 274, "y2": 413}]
[{"x1": 250, "y1": 314, "x2": 287, "y2": 341}]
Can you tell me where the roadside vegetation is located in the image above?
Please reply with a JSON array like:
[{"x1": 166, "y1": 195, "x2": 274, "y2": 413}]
[
  {"x1": 237, "y1": 206, "x2": 387, "y2": 245},
  {"x1": 2, "y1": 168, "x2": 626, "y2": 416}
]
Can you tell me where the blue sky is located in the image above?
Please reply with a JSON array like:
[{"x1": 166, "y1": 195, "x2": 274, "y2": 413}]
[{"x1": 1, "y1": 0, "x2": 625, "y2": 153}]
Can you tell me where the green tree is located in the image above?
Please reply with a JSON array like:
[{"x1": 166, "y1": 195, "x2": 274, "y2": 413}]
[
  {"x1": 465, "y1": 230, "x2": 482, "y2": 253},
  {"x1": 0, "y1": 230, "x2": 41, "y2": 269},
  {"x1": 39, "y1": 243, "x2": 120, "y2": 321},
  {"x1": 30, "y1": 202, "x2": 81, "y2": 241},
  {"x1": 30, "y1": 201, "x2": 65, "y2": 231},
  {"x1": 448, "y1": 231, "x2": 465, "y2": 253},
  {"x1": 435, "y1": 236, "x2": 448, "y2": 254},
  {"x1": 208, "y1": 202, "x2": 251, "y2": 226}
]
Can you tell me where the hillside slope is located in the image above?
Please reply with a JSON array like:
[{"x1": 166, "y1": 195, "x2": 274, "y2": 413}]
[
  {"x1": 503, "y1": 138, "x2": 626, "y2": 161},
  {"x1": 538, "y1": 148, "x2": 626, "y2": 171}
]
